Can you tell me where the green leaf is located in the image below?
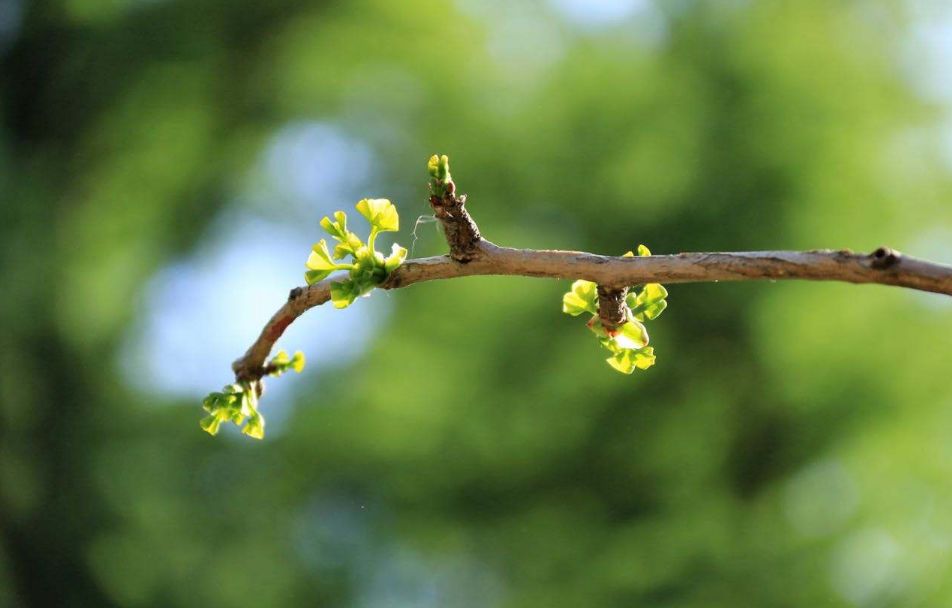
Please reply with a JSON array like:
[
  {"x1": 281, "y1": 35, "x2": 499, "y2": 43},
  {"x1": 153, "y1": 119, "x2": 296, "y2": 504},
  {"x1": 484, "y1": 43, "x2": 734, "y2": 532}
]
[
  {"x1": 320, "y1": 211, "x2": 348, "y2": 241},
  {"x1": 322, "y1": 211, "x2": 365, "y2": 259},
  {"x1": 355, "y1": 198, "x2": 399, "y2": 233},
  {"x1": 333, "y1": 236, "x2": 362, "y2": 260},
  {"x1": 201, "y1": 392, "x2": 222, "y2": 413},
  {"x1": 307, "y1": 240, "x2": 342, "y2": 271},
  {"x1": 267, "y1": 349, "x2": 306, "y2": 376},
  {"x1": 200, "y1": 414, "x2": 223, "y2": 436},
  {"x1": 605, "y1": 346, "x2": 656, "y2": 374},
  {"x1": 241, "y1": 411, "x2": 265, "y2": 439},
  {"x1": 238, "y1": 389, "x2": 255, "y2": 419},
  {"x1": 562, "y1": 280, "x2": 598, "y2": 316},
  {"x1": 384, "y1": 243, "x2": 407, "y2": 272},
  {"x1": 607, "y1": 350, "x2": 636, "y2": 374},
  {"x1": 352, "y1": 245, "x2": 376, "y2": 268},
  {"x1": 290, "y1": 351, "x2": 305, "y2": 373},
  {"x1": 637, "y1": 244, "x2": 651, "y2": 257},
  {"x1": 306, "y1": 239, "x2": 353, "y2": 284},
  {"x1": 330, "y1": 280, "x2": 358, "y2": 309},
  {"x1": 630, "y1": 283, "x2": 668, "y2": 321},
  {"x1": 632, "y1": 346, "x2": 656, "y2": 370},
  {"x1": 305, "y1": 269, "x2": 332, "y2": 285},
  {"x1": 612, "y1": 319, "x2": 649, "y2": 350}
]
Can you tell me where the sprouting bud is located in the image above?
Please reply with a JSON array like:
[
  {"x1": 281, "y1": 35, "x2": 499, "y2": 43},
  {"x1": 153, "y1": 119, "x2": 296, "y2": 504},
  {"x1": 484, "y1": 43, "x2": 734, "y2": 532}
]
[{"x1": 427, "y1": 154, "x2": 452, "y2": 184}]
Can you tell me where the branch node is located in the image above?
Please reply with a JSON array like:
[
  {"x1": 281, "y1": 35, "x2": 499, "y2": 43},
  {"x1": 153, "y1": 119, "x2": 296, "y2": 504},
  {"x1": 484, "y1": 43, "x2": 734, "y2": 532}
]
[
  {"x1": 429, "y1": 191, "x2": 482, "y2": 262},
  {"x1": 597, "y1": 285, "x2": 629, "y2": 331},
  {"x1": 870, "y1": 246, "x2": 901, "y2": 270},
  {"x1": 288, "y1": 287, "x2": 304, "y2": 301},
  {"x1": 233, "y1": 364, "x2": 262, "y2": 383}
]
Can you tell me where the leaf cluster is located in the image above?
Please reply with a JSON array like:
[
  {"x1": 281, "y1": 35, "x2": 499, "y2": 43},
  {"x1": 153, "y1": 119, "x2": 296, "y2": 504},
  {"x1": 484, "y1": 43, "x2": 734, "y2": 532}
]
[
  {"x1": 562, "y1": 245, "x2": 668, "y2": 374},
  {"x1": 199, "y1": 350, "x2": 305, "y2": 439},
  {"x1": 305, "y1": 198, "x2": 407, "y2": 309}
]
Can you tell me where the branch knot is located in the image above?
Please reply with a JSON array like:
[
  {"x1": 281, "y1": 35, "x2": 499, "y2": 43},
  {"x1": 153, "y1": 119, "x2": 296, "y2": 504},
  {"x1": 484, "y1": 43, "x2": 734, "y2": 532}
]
[
  {"x1": 429, "y1": 190, "x2": 482, "y2": 262},
  {"x1": 869, "y1": 246, "x2": 901, "y2": 270},
  {"x1": 596, "y1": 285, "x2": 629, "y2": 332}
]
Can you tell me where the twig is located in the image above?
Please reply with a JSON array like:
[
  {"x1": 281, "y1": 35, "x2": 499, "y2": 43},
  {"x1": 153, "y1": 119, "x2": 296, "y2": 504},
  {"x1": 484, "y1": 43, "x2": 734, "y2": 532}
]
[
  {"x1": 231, "y1": 161, "x2": 952, "y2": 380},
  {"x1": 232, "y1": 241, "x2": 952, "y2": 380}
]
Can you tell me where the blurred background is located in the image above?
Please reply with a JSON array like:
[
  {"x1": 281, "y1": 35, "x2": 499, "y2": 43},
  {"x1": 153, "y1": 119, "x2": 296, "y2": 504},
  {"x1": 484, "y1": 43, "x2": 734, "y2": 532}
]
[{"x1": 2, "y1": 0, "x2": 952, "y2": 606}]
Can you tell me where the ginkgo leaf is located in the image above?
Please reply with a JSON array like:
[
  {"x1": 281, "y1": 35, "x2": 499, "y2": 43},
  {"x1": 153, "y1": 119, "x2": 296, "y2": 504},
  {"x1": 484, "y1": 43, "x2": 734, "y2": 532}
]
[
  {"x1": 356, "y1": 198, "x2": 399, "y2": 233},
  {"x1": 612, "y1": 319, "x2": 649, "y2": 350},
  {"x1": 562, "y1": 280, "x2": 598, "y2": 315},
  {"x1": 385, "y1": 243, "x2": 408, "y2": 272},
  {"x1": 306, "y1": 240, "x2": 340, "y2": 271}
]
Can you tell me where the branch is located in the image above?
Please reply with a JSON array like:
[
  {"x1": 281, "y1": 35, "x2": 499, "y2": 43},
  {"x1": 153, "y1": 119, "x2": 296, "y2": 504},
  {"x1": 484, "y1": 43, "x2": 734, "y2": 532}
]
[
  {"x1": 233, "y1": 242, "x2": 952, "y2": 380},
  {"x1": 229, "y1": 155, "x2": 952, "y2": 381}
]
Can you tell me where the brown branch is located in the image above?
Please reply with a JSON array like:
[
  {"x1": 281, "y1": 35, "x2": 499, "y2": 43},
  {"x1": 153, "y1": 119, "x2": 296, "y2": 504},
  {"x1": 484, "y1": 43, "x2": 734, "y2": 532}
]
[
  {"x1": 231, "y1": 159, "x2": 951, "y2": 380},
  {"x1": 428, "y1": 170, "x2": 481, "y2": 262},
  {"x1": 596, "y1": 285, "x2": 629, "y2": 331},
  {"x1": 232, "y1": 241, "x2": 952, "y2": 380}
]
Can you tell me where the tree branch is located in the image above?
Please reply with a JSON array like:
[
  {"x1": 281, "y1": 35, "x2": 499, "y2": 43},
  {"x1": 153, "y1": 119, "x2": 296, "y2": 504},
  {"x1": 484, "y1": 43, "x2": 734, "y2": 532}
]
[
  {"x1": 229, "y1": 157, "x2": 951, "y2": 381},
  {"x1": 232, "y1": 240, "x2": 952, "y2": 380}
]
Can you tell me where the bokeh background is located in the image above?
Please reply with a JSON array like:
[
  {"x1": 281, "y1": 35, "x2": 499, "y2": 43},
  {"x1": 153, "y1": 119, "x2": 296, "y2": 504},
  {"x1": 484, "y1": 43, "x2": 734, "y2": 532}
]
[{"x1": 2, "y1": 0, "x2": 952, "y2": 606}]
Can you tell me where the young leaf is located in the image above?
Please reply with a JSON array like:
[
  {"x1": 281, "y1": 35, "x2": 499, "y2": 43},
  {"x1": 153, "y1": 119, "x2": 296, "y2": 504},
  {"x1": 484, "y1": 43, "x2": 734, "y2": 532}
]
[
  {"x1": 385, "y1": 243, "x2": 408, "y2": 272},
  {"x1": 307, "y1": 240, "x2": 342, "y2": 271},
  {"x1": 630, "y1": 283, "x2": 668, "y2": 321},
  {"x1": 333, "y1": 236, "x2": 361, "y2": 260},
  {"x1": 320, "y1": 211, "x2": 348, "y2": 240},
  {"x1": 306, "y1": 239, "x2": 353, "y2": 284},
  {"x1": 305, "y1": 269, "x2": 332, "y2": 285},
  {"x1": 330, "y1": 280, "x2": 358, "y2": 309},
  {"x1": 242, "y1": 411, "x2": 265, "y2": 439},
  {"x1": 200, "y1": 414, "x2": 224, "y2": 436},
  {"x1": 290, "y1": 351, "x2": 305, "y2": 373},
  {"x1": 605, "y1": 346, "x2": 656, "y2": 374},
  {"x1": 267, "y1": 349, "x2": 306, "y2": 376},
  {"x1": 607, "y1": 350, "x2": 636, "y2": 374},
  {"x1": 355, "y1": 198, "x2": 399, "y2": 233},
  {"x1": 612, "y1": 319, "x2": 649, "y2": 350},
  {"x1": 562, "y1": 280, "x2": 598, "y2": 316},
  {"x1": 632, "y1": 346, "x2": 656, "y2": 370}
]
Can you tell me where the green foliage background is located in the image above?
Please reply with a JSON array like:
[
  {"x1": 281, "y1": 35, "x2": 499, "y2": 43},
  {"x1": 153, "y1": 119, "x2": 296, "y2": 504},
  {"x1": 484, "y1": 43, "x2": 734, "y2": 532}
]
[{"x1": 2, "y1": 0, "x2": 952, "y2": 606}]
